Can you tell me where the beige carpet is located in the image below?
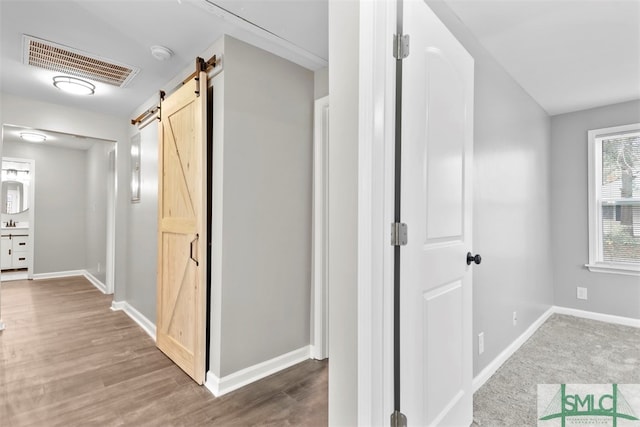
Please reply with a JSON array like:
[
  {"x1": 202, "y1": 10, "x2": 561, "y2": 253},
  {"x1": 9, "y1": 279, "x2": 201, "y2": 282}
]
[{"x1": 472, "y1": 314, "x2": 640, "y2": 426}]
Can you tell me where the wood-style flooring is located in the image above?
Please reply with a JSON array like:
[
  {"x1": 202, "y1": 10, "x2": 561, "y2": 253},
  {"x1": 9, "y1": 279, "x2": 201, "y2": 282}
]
[{"x1": 0, "y1": 277, "x2": 328, "y2": 426}]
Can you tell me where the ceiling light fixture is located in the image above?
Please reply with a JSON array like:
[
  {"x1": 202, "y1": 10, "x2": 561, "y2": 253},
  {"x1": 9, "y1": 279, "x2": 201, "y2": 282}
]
[
  {"x1": 19, "y1": 132, "x2": 46, "y2": 143},
  {"x1": 53, "y1": 76, "x2": 95, "y2": 95},
  {"x1": 150, "y1": 45, "x2": 174, "y2": 61}
]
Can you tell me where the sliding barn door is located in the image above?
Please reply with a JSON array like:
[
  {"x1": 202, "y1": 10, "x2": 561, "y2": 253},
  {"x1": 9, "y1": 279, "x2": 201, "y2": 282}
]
[{"x1": 156, "y1": 72, "x2": 207, "y2": 384}]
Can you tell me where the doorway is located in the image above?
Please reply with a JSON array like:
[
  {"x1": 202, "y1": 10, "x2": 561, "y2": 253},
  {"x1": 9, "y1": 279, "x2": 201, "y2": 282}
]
[
  {"x1": 0, "y1": 156, "x2": 35, "y2": 281},
  {"x1": 0, "y1": 124, "x2": 116, "y2": 293}
]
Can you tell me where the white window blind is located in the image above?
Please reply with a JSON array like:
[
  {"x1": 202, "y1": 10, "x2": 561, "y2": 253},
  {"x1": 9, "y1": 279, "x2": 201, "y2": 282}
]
[{"x1": 597, "y1": 132, "x2": 640, "y2": 265}]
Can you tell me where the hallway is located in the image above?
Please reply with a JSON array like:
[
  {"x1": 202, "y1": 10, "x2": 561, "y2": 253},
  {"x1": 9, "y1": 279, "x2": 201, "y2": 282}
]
[{"x1": 0, "y1": 277, "x2": 327, "y2": 426}]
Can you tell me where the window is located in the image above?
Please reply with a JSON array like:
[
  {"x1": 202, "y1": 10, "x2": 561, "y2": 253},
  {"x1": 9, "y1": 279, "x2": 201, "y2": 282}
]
[{"x1": 587, "y1": 123, "x2": 640, "y2": 276}]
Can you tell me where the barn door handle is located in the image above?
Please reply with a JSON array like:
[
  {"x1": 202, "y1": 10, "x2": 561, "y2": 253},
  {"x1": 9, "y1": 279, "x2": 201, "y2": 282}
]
[
  {"x1": 190, "y1": 234, "x2": 199, "y2": 266},
  {"x1": 466, "y1": 252, "x2": 481, "y2": 265}
]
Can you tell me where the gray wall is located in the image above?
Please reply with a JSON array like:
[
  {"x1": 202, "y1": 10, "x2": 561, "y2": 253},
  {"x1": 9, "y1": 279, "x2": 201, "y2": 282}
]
[
  {"x1": 314, "y1": 67, "x2": 328, "y2": 99},
  {"x1": 125, "y1": 126, "x2": 159, "y2": 322},
  {"x1": 551, "y1": 100, "x2": 640, "y2": 319},
  {"x1": 85, "y1": 142, "x2": 110, "y2": 283},
  {"x1": 3, "y1": 140, "x2": 87, "y2": 274},
  {"x1": 427, "y1": 1, "x2": 554, "y2": 377},
  {"x1": 214, "y1": 36, "x2": 314, "y2": 376}
]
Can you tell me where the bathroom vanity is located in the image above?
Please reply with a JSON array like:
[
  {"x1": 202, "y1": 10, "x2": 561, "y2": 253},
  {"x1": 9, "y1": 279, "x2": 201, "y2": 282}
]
[
  {"x1": 1, "y1": 227, "x2": 29, "y2": 270},
  {"x1": 1, "y1": 157, "x2": 34, "y2": 274}
]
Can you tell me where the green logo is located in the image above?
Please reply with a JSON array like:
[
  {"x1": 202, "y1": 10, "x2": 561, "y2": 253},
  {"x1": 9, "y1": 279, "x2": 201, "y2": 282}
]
[{"x1": 538, "y1": 384, "x2": 639, "y2": 427}]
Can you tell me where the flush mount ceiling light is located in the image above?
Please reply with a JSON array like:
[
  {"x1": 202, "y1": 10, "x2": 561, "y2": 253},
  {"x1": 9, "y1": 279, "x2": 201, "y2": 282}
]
[
  {"x1": 19, "y1": 132, "x2": 46, "y2": 142},
  {"x1": 53, "y1": 76, "x2": 95, "y2": 95},
  {"x1": 150, "y1": 45, "x2": 174, "y2": 61}
]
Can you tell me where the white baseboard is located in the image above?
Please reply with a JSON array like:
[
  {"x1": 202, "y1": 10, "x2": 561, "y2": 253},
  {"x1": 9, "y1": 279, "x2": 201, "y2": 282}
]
[
  {"x1": 33, "y1": 270, "x2": 86, "y2": 280},
  {"x1": 473, "y1": 306, "x2": 555, "y2": 393},
  {"x1": 553, "y1": 305, "x2": 640, "y2": 328},
  {"x1": 82, "y1": 271, "x2": 106, "y2": 294},
  {"x1": 205, "y1": 346, "x2": 311, "y2": 397},
  {"x1": 33, "y1": 270, "x2": 107, "y2": 294},
  {"x1": 309, "y1": 345, "x2": 328, "y2": 361},
  {"x1": 111, "y1": 300, "x2": 156, "y2": 341},
  {"x1": 473, "y1": 305, "x2": 640, "y2": 393}
]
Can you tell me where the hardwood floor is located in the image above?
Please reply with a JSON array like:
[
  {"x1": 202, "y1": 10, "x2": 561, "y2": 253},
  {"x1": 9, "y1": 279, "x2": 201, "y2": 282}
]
[{"x1": 0, "y1": 277, "x2": 328, "y2": 426}]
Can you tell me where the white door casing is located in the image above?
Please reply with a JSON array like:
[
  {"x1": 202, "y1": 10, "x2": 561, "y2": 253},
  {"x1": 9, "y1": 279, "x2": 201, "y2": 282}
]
[
  {"x1": 312, "y1": 95, "x2": 330, "y2": 360},
  {"x1": 400, "y1": 0, "x2": 475, "y2": 425}
]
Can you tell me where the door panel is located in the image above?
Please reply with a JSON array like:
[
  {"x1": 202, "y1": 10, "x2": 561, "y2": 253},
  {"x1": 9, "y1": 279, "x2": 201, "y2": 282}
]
[
  {"x1": 423, "y1": 281, "x2": 463, "y2": 422},
  {"x1": 400, "y1": 0, "x2": 474, "y2": 425},
  {"x1": 157, "y1": 72, "x2": 207, "y2": 385},
  {"x1": 424, "y1": 49, "x2": 466, "y2": 242}
]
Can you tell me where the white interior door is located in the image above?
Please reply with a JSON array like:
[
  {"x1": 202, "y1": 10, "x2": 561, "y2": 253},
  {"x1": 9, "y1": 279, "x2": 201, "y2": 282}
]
[{"x1": 400, "y1": 0, "x2": 475, "y2": 425}]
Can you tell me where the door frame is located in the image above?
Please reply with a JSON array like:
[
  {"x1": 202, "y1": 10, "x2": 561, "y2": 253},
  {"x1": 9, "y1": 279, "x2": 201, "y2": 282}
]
[
  {"x1": 312, "y1": 95, "x2": 330, "y2": 360},
  {"x1": 356, "y1": 0, "x2": 397, "y2": 424},
  {"x1": 0, "y1": 156, "x2": 35, "y2": 280},
  {"x1": 356, "y1": 1, "x2": 475, "y2": 423},
  {"x1": 0, "y1": 132, "x2": 117, "y2": 291},
  {"x1": 105, "y1": 145, "x2": 116, "y2": 294}
]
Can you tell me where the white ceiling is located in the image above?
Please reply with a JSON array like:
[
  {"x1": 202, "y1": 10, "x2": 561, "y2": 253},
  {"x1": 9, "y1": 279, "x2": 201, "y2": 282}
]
[
  {"x1": 0, "y1": 0, "x2": 328, "y2": 119},
  {"x1": 0, "y1": 0, "x2": 638, "y2": 121},
  {"x1": 444, "y1": 0, "x2": 640, "y2": 115}
]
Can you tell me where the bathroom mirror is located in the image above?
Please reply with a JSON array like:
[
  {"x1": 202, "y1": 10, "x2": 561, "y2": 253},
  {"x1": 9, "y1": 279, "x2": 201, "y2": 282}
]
[
  {"x1": 1, "y1": 160, "x2": 31, "y2": 214},
  {"x1": 2, "y1": 181, "x2": 27, "y2": 214}
]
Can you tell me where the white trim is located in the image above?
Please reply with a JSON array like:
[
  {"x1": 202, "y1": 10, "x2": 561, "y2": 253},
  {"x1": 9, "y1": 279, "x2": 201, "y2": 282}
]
[
  {"x1": 33, "y1": 269, "x2": 108, "y2": 294},
  {"x1": 110, "y1": 300, "x2": 157, "y2": 340},
  {"x1": 105, "y1": 145, "x2": 116, "y2": 294},
  {"x1": 473, "y1": 305, "x2": 640, "y2": 393},
  {"x1": 2, "y1": 156, "x2": 36, "y2": 280},
  {"x1": 204, "y1": 346, "x2": 311, "y2": 397},
  {"x1": 472, "y1": 307, "x2": 555, "y2": 393},
  {"x1": 585, "y1": 263, "x2": 640, "y2": 277},
  {"x1": 587, "y1": 123, "x2": 640, "y2": 270},
  {"x1": 312, "y1": 95, "x2": 330, "y2": 361},
  {"x1": 33, "y1": 270, "x2": 86, "y2": 280},
  {"x1": 0, "y1": 271, "x2": 28, "y2": 282},
  {"x1": 83, "y1": 271, "x2": 107, "y2": 294},
  {"x1": 357, "y1": 1, "x2": 397, "y2": 424},
  {"x1": 0, "y1": 321, "x2": 5, "y2": 331},
  {"x1": 553, "y1": 305, "x2": 640, "y2": 328}
]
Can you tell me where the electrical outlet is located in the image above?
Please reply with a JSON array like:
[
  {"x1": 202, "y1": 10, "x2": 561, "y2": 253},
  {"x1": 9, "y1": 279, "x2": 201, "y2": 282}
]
[
  {"x1": 512, "y1": 311, "x2": 517, "y2": 326},
  {"x1": 478, "y1": 332, "x2": 484, "y2": 355},
  {"x1": 577, "y1": 286, "x2": 588, "y2": 300}
]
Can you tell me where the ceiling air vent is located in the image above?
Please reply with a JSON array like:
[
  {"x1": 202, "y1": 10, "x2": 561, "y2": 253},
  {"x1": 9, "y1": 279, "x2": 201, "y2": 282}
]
[{"x1": 22, "y1": 35, "x2": 139, "y2": 87}]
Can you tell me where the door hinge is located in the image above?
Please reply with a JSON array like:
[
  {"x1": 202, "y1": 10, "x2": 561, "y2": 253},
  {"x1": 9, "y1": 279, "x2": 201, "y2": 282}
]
[
  {"x1": 391, "y1": 222, "x2": 408, "y2": 246},
  {"x1": 390, "y1": 410, "x2": 407, "y2": 427},
  {"x1": 393, "y1": 34, "x2": 410, "y2": 59}
]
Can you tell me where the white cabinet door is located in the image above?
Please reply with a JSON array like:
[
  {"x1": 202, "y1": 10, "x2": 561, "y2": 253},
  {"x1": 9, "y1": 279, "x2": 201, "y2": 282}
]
[
  {"x1": 12, "y1": 235, "x2": 29, "y2": 269},
  {"x1": 1, "y1": 236, "x2": 13, "y2": 270}
]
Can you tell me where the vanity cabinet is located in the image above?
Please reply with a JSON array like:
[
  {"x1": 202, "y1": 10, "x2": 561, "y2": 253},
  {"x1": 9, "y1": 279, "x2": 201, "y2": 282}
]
[{"x1": 1, "y1": 232, "x2": 29, "y2": 270}]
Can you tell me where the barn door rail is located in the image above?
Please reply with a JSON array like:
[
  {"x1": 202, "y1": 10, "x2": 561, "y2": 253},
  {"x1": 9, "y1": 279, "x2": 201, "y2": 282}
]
[
  {"x1": 130, "y1": 54, "x2": 218, "y2": 129},
  {"x1": 130, "y1": 90, "x2": 165, "y2": 129}
]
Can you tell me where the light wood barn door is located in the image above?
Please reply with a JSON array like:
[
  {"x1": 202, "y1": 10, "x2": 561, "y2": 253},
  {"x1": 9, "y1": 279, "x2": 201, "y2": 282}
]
[{"x1": 156, "y1": 72, "x2": 207, "y2": 384}]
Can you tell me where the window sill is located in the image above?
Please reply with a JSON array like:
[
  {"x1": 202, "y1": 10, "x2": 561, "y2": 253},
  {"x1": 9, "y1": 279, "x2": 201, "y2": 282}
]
[{"x1": 585, "y1": 263, "x2": 640, "y2": 277}]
